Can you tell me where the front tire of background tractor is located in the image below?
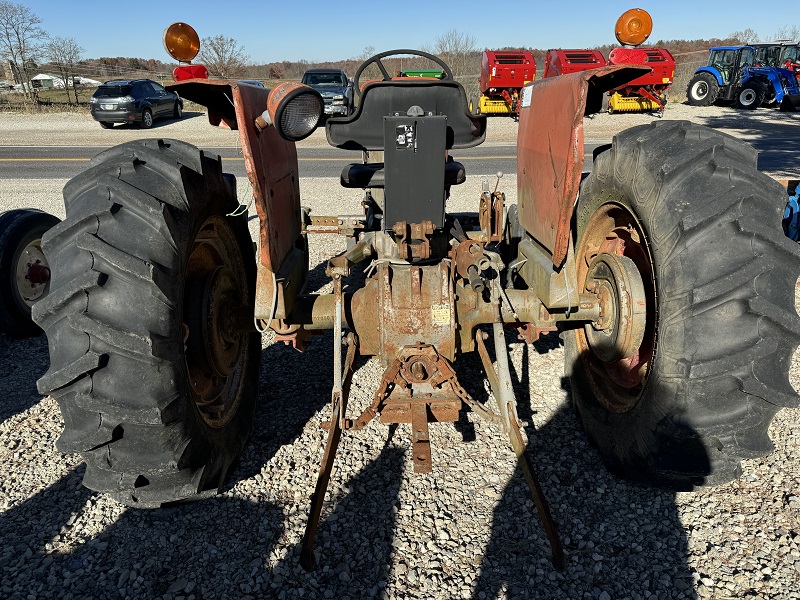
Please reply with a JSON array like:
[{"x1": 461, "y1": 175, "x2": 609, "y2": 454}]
[
  {"x1": 565, "y1": 120, "x2": 800, "y2": 490},
  {"x1": 735, "y1": 81, "x2": 767, "y2": 110},
  {"x1": 686, "y1": 72, "x2": 719, "y2": 106},
  {"x1": 33, "y1": 139, "x2": 261, "y2": 507},
  {"x1": 0, "y1": 209, "x2": 60, "y2": 337}
]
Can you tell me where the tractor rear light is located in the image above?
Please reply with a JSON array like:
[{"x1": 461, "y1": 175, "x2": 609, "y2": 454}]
[
  {"x1": 256, "y1": 82, "x2": 324, "y2": 142},
  {"x1": 173, "y1": 64, "x2": 209, "y2": 81}
]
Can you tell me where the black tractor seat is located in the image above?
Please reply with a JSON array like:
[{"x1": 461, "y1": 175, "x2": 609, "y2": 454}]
[
  {"x1": 341, "y1": 156, "x2": 466, "y2": 189},
  {"x1": 326, "y1": 77, "x2": 485, "y2": 229},
  {"x1": 326, "y1": 79, "x2": 486, "y2": 151}
]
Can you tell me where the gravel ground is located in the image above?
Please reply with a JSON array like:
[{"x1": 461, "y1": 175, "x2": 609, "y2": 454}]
[{"x1": 1, "y1": 103, "x2": 800, "y2": 599}]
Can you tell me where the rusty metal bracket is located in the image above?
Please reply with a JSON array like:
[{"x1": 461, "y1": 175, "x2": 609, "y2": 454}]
[
  {"x1": 410, "y1": 403, "x2": 432, "y2": 474},
  {"x1": 392, "y1": 220, "x2": 435, "y2": 261},
  {"x1": 479, "y1": 191, "x2": 505, "y2": 243},
  {"x1": 349, "y1": 343, "x2": 481, "y2": 473}
]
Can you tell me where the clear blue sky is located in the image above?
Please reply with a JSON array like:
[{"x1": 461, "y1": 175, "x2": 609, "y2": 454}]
[{"x1": 27, "y1": 0, "x2": 795, "y2": 63}]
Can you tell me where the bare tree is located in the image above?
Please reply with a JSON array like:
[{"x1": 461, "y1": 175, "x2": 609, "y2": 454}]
[
  {"x1": 434, "y1": 29, "x2": 477, "y2": 79},
  {"x1": 771, "y1": 25, "x2": 800, "y2": 41},
  {"x1": 729, "y1": 28, "x2": 760, "y2": 44},
  {"x1": 434, "y1": 29, "x2": 479, "y2": 99},
  {"x1": 355, "y1": 45, "x2": 375, "y2": 62},
  {"x1": 0, "y1": 1, "x2": 46, "y2": 104},
  {"x1": 43, "y1": 35, "x2": 83, "y2": 105},
  {"x1": 197, "y1": 35, "x2": 249, "y2": 79}
]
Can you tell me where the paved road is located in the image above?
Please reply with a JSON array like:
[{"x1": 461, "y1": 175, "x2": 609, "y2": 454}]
[
  {"x1": 0, "y1": 144, "x2": 607, "y2": 180},
  {"x1": 3, "y1": 138, "x2": 791, "y2": 183}
]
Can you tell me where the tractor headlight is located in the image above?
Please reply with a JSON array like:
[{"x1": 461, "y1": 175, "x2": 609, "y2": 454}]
[{"x1": 257, "y1": 82, "x2": 324, "y2": 142}]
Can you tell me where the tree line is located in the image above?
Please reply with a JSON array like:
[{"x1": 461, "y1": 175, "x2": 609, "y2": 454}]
[{"x1": 2, "y1": 0, "x2": 797, "y2": 107}]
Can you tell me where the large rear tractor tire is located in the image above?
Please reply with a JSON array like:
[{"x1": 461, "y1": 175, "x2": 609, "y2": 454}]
[
  {"x1": 33, "y1": 139, "x2": 261, "y2": 507},
  {"x1": 686, "y1": 72, "x2": 719, "y2": 106},
  {"x1": 0, "y1": 209, "x2": 60, "y2": 337},
  {"x1": 565, "y1": 121, "x2": 800, "y2": 490}
]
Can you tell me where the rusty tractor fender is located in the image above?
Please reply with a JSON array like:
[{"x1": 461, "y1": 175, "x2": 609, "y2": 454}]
[
  {"x1": 516, "y1": 65, "x2": 650, "y2": 272},
  {"x1": 166, "y1": 79, "x2": 306, "y2": 322}
]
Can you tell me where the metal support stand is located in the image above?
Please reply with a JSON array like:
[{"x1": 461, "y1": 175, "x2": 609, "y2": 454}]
[
  {"x1": 300, "y1": 274, "x2": 358, "y2": 571},
  {"x1": 474, "y1": 295, "x2": 566, "y2": 571}
]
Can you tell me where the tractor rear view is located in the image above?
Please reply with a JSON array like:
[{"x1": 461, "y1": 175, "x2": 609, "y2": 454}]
[{"x1": 32, "y1": 10, "x2": 800, "y2": 573}]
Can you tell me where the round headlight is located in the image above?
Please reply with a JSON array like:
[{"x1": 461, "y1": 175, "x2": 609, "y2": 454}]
[{"x1": 265, "y1": 82, "x2": 324, "y2": 142}]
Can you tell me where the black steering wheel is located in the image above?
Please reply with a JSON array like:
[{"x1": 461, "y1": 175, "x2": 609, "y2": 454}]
[{"x1": 352, "y1": 49, "x2": 454, "y2": 97}]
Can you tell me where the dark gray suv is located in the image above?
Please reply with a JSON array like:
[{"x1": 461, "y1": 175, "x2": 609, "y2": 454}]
[
  {"x1": 301, "y1": 68, "x2": 353, "y2": 117},
  {"x1": 90, "y1": 79, "x2": 183, "y2": 129}
]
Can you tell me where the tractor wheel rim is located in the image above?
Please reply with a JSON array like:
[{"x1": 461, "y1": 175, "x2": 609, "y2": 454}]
[
  {"x1": 741, "y1": 90, "x2": 756, "y2": 105},
  {"x1": 15, "y1": 239, "x2": 49, "y2": 305},
  {"x1": 576, "y1": 202, "x2": 657, "y2": 413},
  {"x1": 692, "y1": 81, "x2": 708, "y2": 99},
  {"x1": 183, "y1": 216, "x2": 250, "y2": 428}
]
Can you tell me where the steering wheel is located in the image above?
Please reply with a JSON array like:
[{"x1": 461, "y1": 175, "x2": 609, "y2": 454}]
[{"x1": 352, "y1": 49, "x2": 454, "y2": 97}]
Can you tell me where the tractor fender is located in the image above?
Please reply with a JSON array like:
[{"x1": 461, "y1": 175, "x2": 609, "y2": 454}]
[
  {"x1": 516, "y1": 64, "x2": 649, "y2": 269},
  {"x1": 694, "y1": 66, "x2": 725, "y2": 87},
  {"x1": 167, "y1": 79, "x2": 305, "y2": 319}
]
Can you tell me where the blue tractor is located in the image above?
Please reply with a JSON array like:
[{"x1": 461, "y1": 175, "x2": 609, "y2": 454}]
[
  {"x1": 737, "y1": 65, "x2": 800, "y2": 110},
  {"x1": 686, "y1": 43, "x2": 800, "y2": 110}
]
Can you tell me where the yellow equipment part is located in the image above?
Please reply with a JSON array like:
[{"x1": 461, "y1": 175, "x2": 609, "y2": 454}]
[
  {"x1": 478, "y1": 95, "x2": 513, "y2": 115},
  {"x1": 608, "y1": 92, "x2": 664, "y2": 114}
]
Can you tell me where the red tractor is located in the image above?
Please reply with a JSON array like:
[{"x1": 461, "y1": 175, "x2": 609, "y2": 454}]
[
  {"x1": 31, "y1": 13, "x2": 800, "y2": 571},
  {"x1": 473, "y1": 49, "x2": 536, "y2": 117}
]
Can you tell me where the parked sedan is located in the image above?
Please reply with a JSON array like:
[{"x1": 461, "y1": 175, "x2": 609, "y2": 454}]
[{"x1": 89, "y1": 79, "x2": 183, "y2": 129}]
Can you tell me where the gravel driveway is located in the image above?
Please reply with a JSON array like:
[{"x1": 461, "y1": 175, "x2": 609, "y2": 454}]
[{"x1": 1, "y1": 103, "x2": 799, "y2": 600}]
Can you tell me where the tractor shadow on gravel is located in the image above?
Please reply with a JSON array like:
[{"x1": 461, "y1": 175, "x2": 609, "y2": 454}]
[
  {"x1": 0, "y1": 465, "x2": 286, "y2": 598},
  {"x1": 471, "y1": 332, "x2": 701, "y2": 598},
  {"x1": 692, "y1": 112, "x2": 800, "y2": 177},
  {"x1": 0, "y1": 332, "x2": 50, "y2": 426}
]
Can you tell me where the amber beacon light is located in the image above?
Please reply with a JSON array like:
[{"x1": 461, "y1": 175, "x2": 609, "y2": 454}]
[
  {"x1": 163, "y1": 22, "x2": 201, "y2": 62},
  {"x1": 615, "y1": 8, "x2": 653, "y2": 47}
]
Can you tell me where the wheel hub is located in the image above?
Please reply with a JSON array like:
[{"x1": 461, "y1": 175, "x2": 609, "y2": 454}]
[
  {"x1": 202, "y1": 266, "x2": 243, "y2": 377},
  {"x1": 15, "y1": 241, "x2": 49, "y2": 305},
  {"x1": 584, "y1": 252, "x2": 647, "y2": 363},
  {"x1": 183, "y1": 217, "x2": 252, "y2": 428},
  {"x1": 693, "y1": 81, "x2": 708, "y2": 98}
]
